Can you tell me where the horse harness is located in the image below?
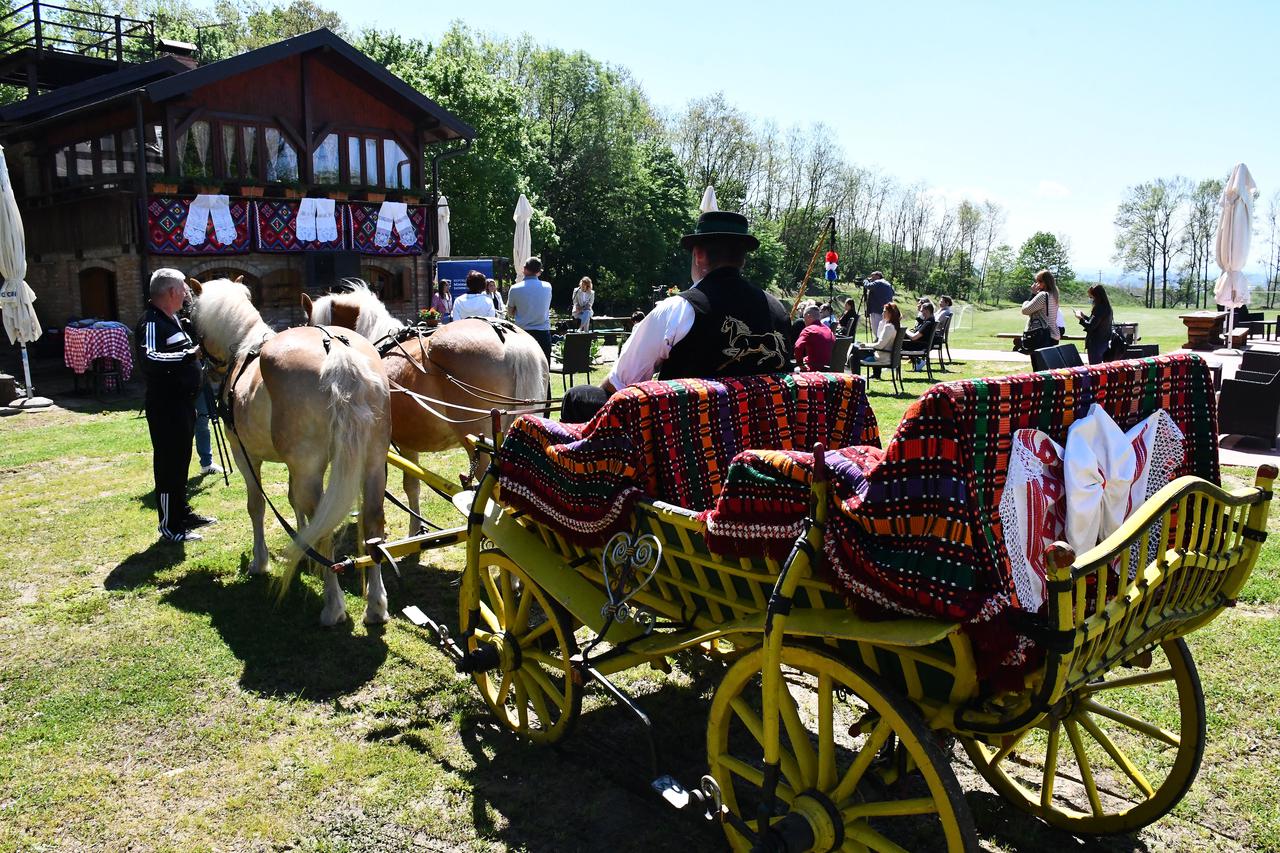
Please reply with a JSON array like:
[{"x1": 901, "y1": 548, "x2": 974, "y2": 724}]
[{"x1": 202, "y1": 325, "x2": 357, "y2": 572}]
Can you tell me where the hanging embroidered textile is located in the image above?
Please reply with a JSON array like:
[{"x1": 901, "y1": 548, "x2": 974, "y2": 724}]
[
  {"x1": 347, "y1": 202, "x2": 425, "y2": 255},
  {"x1": 147, "y1": 196, "x2": 251, "y2": 255},
  {"x1": 254, "y1": 199, "x2": 347, "y2": 252}
]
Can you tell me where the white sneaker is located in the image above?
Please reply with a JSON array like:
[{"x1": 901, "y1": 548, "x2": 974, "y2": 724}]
[
  {"x1": 200, "y1": 463, "x2": 224, "y2": 476},
  {"x1": 159, "y1": 527, "x2": 203, "y2": 543}
]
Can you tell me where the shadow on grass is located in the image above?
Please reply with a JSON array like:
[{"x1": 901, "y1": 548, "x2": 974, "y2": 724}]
[
  {"x1": 159, "y1": 567, "x2": 388, "y2": 699},
  {"x1": 967, "y1": 790, "x2": 1150, "y2": 852},
  {"x1": 105, "y1": 537, "x2": 191, "y2": 589}
]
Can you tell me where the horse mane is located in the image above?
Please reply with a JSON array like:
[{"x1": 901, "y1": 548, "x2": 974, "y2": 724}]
[
  {"x1": 311, "y1": 280, "x2": 404, "y2": 342},
  {"x1": 191, "y1": 278, "x2": 273, "y2": 356}
]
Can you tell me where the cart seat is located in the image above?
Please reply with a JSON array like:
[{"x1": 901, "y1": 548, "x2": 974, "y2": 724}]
[
  {"x1": 705, "y1": 353, "x2": 1220, "y2": 629},
  {"x1": 496, "y1": 372, "x2": 880, "y2": 543}
]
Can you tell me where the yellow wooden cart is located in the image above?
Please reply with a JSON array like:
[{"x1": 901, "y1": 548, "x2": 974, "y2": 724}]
[{"x1": 428, "y1": 426, "x2": 1275, "y2": 853}]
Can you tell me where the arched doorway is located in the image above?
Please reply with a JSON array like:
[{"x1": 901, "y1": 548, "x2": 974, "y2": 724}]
[
  {"x1": 361, "y1": 265, "x2": 404, "y2": 301},
  {"x1": 78, "y1": 267, "x2": 117, "y2": 320}
]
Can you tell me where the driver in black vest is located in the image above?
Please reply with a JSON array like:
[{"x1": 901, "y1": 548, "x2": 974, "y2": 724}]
[{"x1": 561, "y1": 211, "x2": 789, "y2": 422}]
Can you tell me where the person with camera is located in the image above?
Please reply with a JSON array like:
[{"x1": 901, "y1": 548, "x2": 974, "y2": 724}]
[{"x1": 864, "y1": 271, "x2": 894, "y2": 338}]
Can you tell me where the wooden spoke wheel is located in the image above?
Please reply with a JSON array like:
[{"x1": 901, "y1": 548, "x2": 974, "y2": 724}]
[
  {"x1": 708, "y1": 646, "x2": 977, "y2": 853},
  {"x1": 462, "y1": 551, "x2": 581, "y2": 744},
  {"x1": 963, "y1": 638, "x2": 1205, "y2": 835}
]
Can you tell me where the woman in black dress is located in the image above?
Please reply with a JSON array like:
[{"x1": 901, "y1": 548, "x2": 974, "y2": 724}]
[{"x1": 1074, "y1": 284, "x2": 1114, "y2": 364}]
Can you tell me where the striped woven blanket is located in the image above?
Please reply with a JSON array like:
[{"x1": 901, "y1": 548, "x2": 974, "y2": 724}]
[
  {"x1": 496, "y1": 373, "x2": 880, "y2": 543},
  {"x1": 703, "y1": 353, "x2": 1219, "y2": 681}
]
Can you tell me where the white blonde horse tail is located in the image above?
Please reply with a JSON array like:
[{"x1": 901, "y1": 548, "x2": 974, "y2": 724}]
[
  {"x1": 276, "y1": 337, "x2": 388, "y2": 592},
  {"x1": 510, "y1": 330, "x2": 551, "y2": 425}
]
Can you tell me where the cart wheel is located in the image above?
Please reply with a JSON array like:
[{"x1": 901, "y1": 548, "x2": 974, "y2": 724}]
[
  {"x1": 708, "y1": 646, "x2": 977, "y2": 853},
  {"x1": 463, "y1": 551, "x2": 581, "y2": 744},
  {"x1": 963, "y1": 638, "x2": 1204, "y2": 835}
]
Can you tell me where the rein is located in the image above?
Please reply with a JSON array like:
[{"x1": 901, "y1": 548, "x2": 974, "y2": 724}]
[
  {"x1": 209, "y1": 326, "x2": 356, "y2": 573},
  {"x1": 371, "y1": 318, "x2": 557, "y2": 409}
]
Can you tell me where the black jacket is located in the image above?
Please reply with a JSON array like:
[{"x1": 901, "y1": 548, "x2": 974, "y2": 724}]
[
  {"x1": 135, "y1": 303, "x2": 201, "y2": 398},
  {"x1": 660, "y1": 266, "x2": 790, "y2": 380}
]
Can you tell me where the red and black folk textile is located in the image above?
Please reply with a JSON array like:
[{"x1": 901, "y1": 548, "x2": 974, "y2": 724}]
[
  {"x1": 254, "y1": 200, "x2": 347, "y2": 252},
  {"x1": 146, "y1": 196, "x2": 251, "y2": 255},
  {"x1": 703, "y1": 353, "x2": 1219, "y2": 681},
  {"x1": 347, "y1": 202, "x2": 425, "y2": 255},
  {"x1": 496, "y1": 373, "x2": 880, "y2": 545}
]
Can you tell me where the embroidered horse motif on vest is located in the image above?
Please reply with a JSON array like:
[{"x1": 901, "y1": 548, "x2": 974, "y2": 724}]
[{"x1": 719, "y1": 316, "x2": 786, "y2": 373}]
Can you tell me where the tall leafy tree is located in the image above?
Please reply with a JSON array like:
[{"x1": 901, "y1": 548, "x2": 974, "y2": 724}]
[{"x1": 1012, "y1": 232, "x2": 1073, "y2": 301}]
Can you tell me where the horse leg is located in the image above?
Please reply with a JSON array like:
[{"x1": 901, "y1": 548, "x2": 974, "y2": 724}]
[
  {"x1": 403, "y1": 449, "x2": 423, "y2": 537},
  {"x1": 290, "y1": 464, "x2": 345, "y2": 626},
  {"x1": 361, "y1": 437, "x2": 390, "y2": 625},
  {"x1": 233, "y1": 442, "x2": 270, "y2": 575}
]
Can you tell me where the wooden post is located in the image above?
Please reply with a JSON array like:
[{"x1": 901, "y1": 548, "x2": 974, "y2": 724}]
[{"x1": 134, "y1": 94, "x2": 150, "y2": 303}]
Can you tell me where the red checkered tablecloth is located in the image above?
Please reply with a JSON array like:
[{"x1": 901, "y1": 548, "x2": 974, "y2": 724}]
[{"x1": 63, "y1": 326, "x2": 133, "y2": 380}]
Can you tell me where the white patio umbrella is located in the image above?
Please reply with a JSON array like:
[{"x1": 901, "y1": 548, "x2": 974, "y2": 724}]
[
  {"x1": 435, "y1": 194, "x2": 451, "y2": 258},
  {"x1": 0, "y1": 143, "x2": 50, "y2": 410},
  {"x1": 512, "y1": 193, "x2": 532, "y2": 270},
  {"x1": 700, "y1": 185, "x2": 719, "y2": 213},
  {"x1": 1213, "y1": 163, "x2": 1257, "y2": 352}
]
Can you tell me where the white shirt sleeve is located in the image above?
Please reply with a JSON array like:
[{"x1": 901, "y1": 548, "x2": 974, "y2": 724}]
[{"x1": 606, "y1": 297, "x2": 696, "y2": 388}]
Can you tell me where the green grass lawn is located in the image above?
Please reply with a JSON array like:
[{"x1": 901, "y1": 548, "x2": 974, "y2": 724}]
[{"x1": 1, "y1": 358, "x2": 1277, "y2": 852}]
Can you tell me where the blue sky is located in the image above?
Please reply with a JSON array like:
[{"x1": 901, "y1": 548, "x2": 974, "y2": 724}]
[{"x1": 328, "y1": 0, "x2": 1278, "y2": 274}]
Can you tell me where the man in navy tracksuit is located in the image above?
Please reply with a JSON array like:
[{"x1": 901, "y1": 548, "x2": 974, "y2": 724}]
[{"x1": 134, "y1": 268, "x2": 214, "y2": 542}]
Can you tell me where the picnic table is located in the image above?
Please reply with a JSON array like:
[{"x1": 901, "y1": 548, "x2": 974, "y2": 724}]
[{"x1": 993, "y1": 331, "x2": 1084, "y2": 352}]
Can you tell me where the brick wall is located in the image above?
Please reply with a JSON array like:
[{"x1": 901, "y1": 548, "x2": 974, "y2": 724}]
[{"x1": 29, "y1": 250, "x2": 434, "y2": 330}]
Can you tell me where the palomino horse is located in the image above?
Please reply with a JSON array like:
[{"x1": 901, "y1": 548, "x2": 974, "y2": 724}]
[
  {"x1": 304, "y1": 283, "x2": 548, "y2": 533},
  {"x1": 189, "y1": 278, "x2": 392, "y2": 626}
]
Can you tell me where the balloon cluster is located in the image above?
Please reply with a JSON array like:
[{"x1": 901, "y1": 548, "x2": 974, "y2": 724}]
[{"x1": 824, "y1": 250, "x2": 839, "y2": 282}]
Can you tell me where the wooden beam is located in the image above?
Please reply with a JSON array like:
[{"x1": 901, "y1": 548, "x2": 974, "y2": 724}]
[
  {"x1": 309, "y1": 121, "x2": 336, "y2": 153},
  {"x1": 172, "y1": 106, "x2": 207, "y2": 143},
  {"x1": 300, "y1": 52, "x2": 313, "y2": 183}
]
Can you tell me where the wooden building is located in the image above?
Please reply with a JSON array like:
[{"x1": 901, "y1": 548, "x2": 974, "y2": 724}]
[{"x1": 0, "y1": 6, "x2": 473, "y2": 328}]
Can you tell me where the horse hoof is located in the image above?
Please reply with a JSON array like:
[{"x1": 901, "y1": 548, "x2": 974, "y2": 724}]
[
  {"x1": 320, "y1": 608, "x2": 349, "y2": 627},
  {"x1": 363, "y1": 606, "x2": 391, "y2": 625}
]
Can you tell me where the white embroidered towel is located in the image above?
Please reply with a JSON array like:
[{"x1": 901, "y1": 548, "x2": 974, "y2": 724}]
[
  {"x1": 296, "y1": 197, "x2": 318, "y2": 242},
  {"x1": 314, "y1": 197, "x2": 338, "y2": 243},
  {"x1": 374, "y1": 201, "x2": 413, "y2": 247},
  {"x1": 208, "y1": 195, "x2": 235, "y2": 245},
  {"x1": 183, "y1": 194, "x2": 212, "y2": 245}
]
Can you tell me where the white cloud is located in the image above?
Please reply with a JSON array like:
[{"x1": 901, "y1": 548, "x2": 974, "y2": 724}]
[{"x1": 1036, "y1": 180, "x2": 1072, "y2": 199}]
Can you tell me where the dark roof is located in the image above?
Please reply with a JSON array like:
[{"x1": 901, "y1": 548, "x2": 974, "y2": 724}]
[
  {"x1": 0, "y1": 56, "x2": 189, "y2": 124},
  {"x1": 146, "y1": 29, "x2": 474, "y2": 141},
  {"x1": 0, "y1": 28, "x2": 474, "y2": 142}
]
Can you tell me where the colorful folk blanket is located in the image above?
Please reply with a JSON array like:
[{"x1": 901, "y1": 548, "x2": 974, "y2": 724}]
[
  {"x1": 254, "y1": 200, "x2": 347, "y2": 252},
  {"x1": 703, "y1": 353, "x2": 1219, "y2": 682},
  {"x1": 497, "y1": 373, "x2": 880, "y2": 544},
  {"x1": 347, "y1": 202, "x2": 426, "y2": 255},
  {"x1": 146, "y1": 196, "x2": 251, "y2": 255}
]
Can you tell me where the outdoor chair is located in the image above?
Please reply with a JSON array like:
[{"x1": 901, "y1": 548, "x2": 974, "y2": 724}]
[
  {"x1": 1219, "y1": 368, "x2": 1280, "y2": 448},
  {"x1": 1242, "y1": 347, "x2": 1280, "y2": 375},
  {"x1": 91, "y1": 357, "x2": 125, "y2": 399},
  {"x1": 854, "y1": 327, "x2": 907, "y2": 395},
  {"x1": 931, "y1": 313, "x2": 953, "y2": 368},
  {"x1": 827, "y1": 336, "x2": 853, "y2": 372},
  {"x1": 901, "y1": 323, "x2": 937, "y2": 381},
  {"x1": 549, "y1": 332, "x2": 592, "y2": 392},
  {"x1": 1030, "y1": 343, "x2": 1083, "y2": 372},
  {"x1": 1125, "y1": 344, "x2": 1160, "y2": 359}
]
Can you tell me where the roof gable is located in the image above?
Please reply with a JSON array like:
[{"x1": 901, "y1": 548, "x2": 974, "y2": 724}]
[{"x1": 145, "y1": 29, "x2": 474, "y2": 142}]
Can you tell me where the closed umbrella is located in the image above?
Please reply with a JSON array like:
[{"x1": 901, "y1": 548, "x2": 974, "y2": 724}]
[
  {"x1": 1213, "y1": 163, "x2": 1257, "y2": 351},
  {"x1": 0, "y1": 143, "x2": 50, "y2": 410},
  {"x1": 436, "y1": 194, "x2": 450, "y2": 258},
  {"x1": 512, "y1": 193, "x2": 532, "y2": 270},
  {"x1": 700, "y1": 185, "x2": 719, "y2": 213}
]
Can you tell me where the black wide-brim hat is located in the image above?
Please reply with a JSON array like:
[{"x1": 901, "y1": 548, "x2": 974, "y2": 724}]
[{"x1": 680, "y1": 210, "x2": 760, "y2": 251}]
